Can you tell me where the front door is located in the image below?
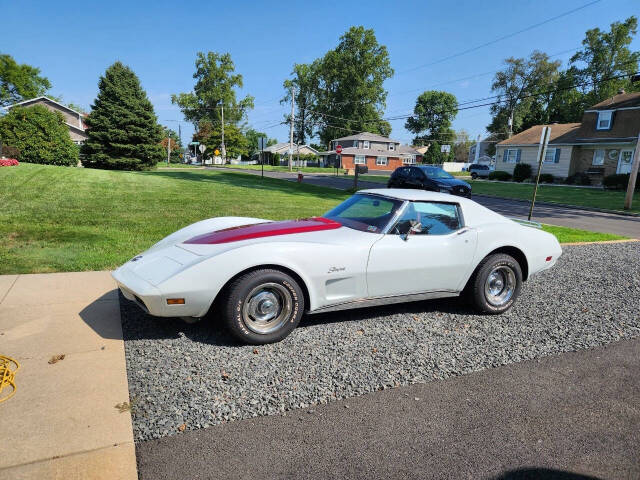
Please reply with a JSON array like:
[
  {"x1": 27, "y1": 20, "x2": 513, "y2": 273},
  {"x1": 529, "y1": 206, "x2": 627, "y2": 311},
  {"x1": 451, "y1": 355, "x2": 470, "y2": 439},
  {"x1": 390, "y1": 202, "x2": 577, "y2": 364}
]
[
  {"x1": 367, "y1": 201, "x2": 478, "y2": 297},
  {"x1": 617, "y1": 149, "x2": 634, "y2": 174}
]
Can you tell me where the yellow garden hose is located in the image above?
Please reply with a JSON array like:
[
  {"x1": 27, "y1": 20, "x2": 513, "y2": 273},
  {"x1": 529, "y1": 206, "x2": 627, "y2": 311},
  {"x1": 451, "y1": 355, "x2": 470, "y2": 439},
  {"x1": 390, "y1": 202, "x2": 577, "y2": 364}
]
[{"x1": 0, "y1": 355, "x2": 19, "y2": 403}]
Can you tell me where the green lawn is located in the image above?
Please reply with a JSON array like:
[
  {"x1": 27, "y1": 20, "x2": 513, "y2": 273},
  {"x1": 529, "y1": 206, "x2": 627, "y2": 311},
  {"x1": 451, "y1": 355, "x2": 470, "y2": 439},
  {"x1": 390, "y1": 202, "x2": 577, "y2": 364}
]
[
  {"x1": 155, "y1": 162, "x2": 204, "y2": 169},
  {"x1": 219, "y1": 164, "x2": 336, "y2": 174},
  {"x1": 470, "y1": 180, "x2": 640, "y2": 214},
  {"x1": 0, "y1": 164, "x2": 628, "y2": 274}
]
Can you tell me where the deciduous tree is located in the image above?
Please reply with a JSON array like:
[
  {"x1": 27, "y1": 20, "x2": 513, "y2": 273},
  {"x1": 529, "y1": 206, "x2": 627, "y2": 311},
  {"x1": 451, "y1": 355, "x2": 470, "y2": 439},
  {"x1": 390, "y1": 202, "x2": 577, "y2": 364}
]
[
  {"x1": 82, "y1": 62, "x2": 164, "y2": 170},
  {"x1": 0, "y1": 54, "x2": 51, "y2": 107},
  {"x1": 172, "y1": 52, "x2": 254, "y2": 129},
  {"x1": 570, "y1": 16, "x2": 639, "y2": 103},
  {"x1": 282, "y1": 62, "x2": 319, "y2": 145},
  {"x1": 312, "y1": 26, "x2": 393, "y2": 145}
]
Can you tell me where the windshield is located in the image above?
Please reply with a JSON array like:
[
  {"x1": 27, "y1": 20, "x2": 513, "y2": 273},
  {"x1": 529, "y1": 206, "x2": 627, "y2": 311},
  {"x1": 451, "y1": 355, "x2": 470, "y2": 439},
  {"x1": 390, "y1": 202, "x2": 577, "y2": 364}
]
[
  {"x1": 324, "y1": 194, "x2": 404, "y2": 233},
  {"x1": 420, "y1": 166, "x2": 454, "y2": 179}
]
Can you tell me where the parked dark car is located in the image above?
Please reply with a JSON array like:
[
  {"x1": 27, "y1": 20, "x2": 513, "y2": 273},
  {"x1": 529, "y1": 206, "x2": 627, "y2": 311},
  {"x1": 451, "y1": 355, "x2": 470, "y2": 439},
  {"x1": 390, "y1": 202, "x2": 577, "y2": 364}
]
[
  {"x1": 387, "y1": 166, "x2": 472, "y2": 198},
  {"x1": 468, "y1": 163, "x2": 494, "y2": 179}
]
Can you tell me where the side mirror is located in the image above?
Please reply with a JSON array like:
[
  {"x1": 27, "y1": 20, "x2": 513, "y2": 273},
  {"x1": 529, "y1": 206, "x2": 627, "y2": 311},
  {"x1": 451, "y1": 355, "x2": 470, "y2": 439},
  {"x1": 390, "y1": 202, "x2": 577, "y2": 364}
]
[{"x1": 401, "y1": 221, "x2": 422, "y2": 241}]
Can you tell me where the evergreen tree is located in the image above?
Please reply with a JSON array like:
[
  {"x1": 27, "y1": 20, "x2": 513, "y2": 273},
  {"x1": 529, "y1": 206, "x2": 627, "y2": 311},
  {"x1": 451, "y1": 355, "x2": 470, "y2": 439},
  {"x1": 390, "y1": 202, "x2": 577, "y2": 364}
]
[{"x1": 82, "y1": 62, "x2": 164, "y2": 170}]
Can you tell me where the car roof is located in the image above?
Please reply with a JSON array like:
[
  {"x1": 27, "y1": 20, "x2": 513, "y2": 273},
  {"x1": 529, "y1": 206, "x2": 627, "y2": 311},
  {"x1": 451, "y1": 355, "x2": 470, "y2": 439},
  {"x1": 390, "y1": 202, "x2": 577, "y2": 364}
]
[
  {"x1": 358, "y1": 189, "x2": 511, "y2": 227},
  {"x1": 359, "y1": 188, "x2": 467, "y2": 203}
]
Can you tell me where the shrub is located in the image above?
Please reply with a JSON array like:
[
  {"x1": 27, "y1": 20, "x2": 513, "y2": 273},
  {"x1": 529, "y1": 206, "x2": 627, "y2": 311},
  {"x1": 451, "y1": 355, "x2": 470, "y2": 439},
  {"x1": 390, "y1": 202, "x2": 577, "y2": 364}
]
[
  {"x1": 603, "y1": 172, "x2": 640, "y2": 191},
  {"x1": 488, "y1": 170, "x2": 512, "y2": 181},
  {"x1": 0, "y1": 105, "x2": 78, "y2": 166},
  {"x1": 513, "y1": 163, "x2": 532, "y2": 182},
  {"x1": 0, "y1": 158, "x2": 19, "y2": 167},
  {"x1": 564, "y1": 172, "x2": 591, "y2": 186},
  {"x1": 538, "y1": 173, "x2": 554, "y2": 184}
]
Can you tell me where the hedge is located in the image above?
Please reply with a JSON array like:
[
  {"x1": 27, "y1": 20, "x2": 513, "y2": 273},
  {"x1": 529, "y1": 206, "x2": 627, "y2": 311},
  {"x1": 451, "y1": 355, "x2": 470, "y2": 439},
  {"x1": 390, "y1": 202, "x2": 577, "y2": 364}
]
[
  {"x1": 513, "y1": 163, "x2": 532, "y2": 182},
  {"x1": 603, "y1": 172, "x2": 640, "y2": 191},
  {"x1": 488, "y1": 170, "x2": 512, "y2": 181}
]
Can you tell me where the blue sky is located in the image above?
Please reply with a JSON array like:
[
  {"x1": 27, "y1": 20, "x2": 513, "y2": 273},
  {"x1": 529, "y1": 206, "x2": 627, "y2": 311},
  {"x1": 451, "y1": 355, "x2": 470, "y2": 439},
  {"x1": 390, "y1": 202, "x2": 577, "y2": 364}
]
[{"x1": 3, "y1": 0, "x2": 639, "y2": 146}]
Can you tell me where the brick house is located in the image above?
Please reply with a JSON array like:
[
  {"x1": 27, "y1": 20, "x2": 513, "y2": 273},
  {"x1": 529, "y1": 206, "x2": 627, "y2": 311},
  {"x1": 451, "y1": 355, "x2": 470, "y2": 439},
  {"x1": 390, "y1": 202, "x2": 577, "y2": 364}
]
[
  {"x1": 319, "y1": 132, "x2": 422, "y2": 172},
  {"x1": 495, "y1": 91, "x2": 640, "y2": 184},
  {"x1": 8, "y1": 96, "x2": 88, "y2": 144}
]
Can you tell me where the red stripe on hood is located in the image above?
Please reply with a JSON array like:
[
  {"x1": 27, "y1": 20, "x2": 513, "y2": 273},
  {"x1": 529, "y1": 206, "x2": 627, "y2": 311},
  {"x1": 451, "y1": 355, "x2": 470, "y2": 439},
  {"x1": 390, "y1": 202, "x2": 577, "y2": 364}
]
[{"x1": 183, "y1": 217, "x2": 342, "y2": 245}]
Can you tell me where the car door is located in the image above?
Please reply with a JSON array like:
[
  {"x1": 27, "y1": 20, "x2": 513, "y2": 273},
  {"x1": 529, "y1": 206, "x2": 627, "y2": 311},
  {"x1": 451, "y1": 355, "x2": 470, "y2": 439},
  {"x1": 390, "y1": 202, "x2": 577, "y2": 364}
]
[
  {"x1": 366, "y1": 201, "x2": 478, "y2": 297},
  {"x1": 406, "y1": 168, "x2": 424, "y2": 189}
]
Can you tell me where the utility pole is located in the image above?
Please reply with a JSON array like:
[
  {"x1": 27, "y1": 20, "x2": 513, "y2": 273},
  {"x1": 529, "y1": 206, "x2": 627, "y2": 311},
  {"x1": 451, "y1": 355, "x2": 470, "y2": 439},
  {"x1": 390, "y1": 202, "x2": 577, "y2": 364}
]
[
  {"x1": 167, "y1": 137, "x2": 171, "y2": 164},
  {"x1": 508, "y1": 109, "x2": 514, "y2": 138},
  {"x1": 289, "y1": 85, "x2": 295, "y2": 172},
  {"x1": 528, "y1": 126, "x2": 551, "y2": 221},
  {"x1": 220, "y1": 104, "x2": 226, "y2": 162},
  {"x1": 624, "y1": 133, "x2": 640, "y2": 210}
]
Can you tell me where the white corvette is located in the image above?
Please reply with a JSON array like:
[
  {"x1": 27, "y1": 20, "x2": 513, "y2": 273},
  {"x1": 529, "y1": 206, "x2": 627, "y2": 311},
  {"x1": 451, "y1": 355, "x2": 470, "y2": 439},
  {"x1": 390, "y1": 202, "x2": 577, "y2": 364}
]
[{"x1": 113, "y1": 189, "x2": 561, "y2": 344}]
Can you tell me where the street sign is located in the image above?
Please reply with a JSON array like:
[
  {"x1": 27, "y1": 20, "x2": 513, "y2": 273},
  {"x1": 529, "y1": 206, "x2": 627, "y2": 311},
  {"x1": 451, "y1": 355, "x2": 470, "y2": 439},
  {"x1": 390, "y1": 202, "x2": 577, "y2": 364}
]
[
  {"x1": 214, "y1": 149, "x2": 220, "y2": 156},
  {"x1": 440, "y1": 144, "x2": 451, "y2": 153},
  {"x1": 335, "y1": 144, "x2": 343, "y2": 154},
  {"x1": 198, "y1": 144, "x2": 206, "y2": 153},
  {"x1": 258, "y1": 137, "x2": 267, "y2": 150}
]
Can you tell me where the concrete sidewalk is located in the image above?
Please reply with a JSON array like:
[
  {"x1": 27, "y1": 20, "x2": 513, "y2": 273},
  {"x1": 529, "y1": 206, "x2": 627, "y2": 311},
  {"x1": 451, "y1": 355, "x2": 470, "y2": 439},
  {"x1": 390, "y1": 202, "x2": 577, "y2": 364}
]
[{"x1": 0, "y1": 272, "x2": 136, "y2": 480}]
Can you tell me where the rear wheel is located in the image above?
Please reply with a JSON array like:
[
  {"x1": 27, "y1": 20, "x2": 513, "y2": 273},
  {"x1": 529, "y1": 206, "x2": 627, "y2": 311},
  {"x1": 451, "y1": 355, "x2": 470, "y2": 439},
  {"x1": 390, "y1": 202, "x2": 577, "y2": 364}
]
[
  {"x1": 220, "y1": 269, "x2": 304, "y2": 344},
  {"x1": 468, "y1": 254, "x2": 522, "y2": 314},
  {"x1": 471, "y1": 172, "x2": 478, "y2": 179}
]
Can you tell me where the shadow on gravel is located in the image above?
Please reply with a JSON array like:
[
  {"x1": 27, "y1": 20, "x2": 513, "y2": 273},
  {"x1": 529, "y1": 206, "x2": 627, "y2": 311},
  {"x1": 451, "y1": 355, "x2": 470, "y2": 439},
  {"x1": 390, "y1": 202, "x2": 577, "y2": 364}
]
[
  {"x1": 114, "y1": 292, "x2": 480, "y2": 347},
  {"x1": 490, "y1": 468, "x2": 602, "y2": 480}
]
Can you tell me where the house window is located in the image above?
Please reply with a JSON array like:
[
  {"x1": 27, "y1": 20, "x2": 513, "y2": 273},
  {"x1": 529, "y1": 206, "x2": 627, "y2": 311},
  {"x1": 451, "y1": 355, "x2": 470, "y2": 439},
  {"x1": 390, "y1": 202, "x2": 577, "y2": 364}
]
[
  {"x1": 544, "y1": 148, "x2": 560, "y2": 163},
  {"x1": 592, "y1": 149, "x2": 605, "y2": 165},
  {"x1": 503, "y1": 149, "x2": 520, "y2": 163},
  {"x1": 363, "y1": 140, "x2": 370, "y2": 149},
  {"x1": 354, "y1": 155, "x2": 366, "y2": 165},
  {"x1": 353, "y1": 140, "x2": 359, "y2": 148},
  {"x1": 388, "y1": 143, "x2": 395, "y2": 151},
  {"x1": 403, "y1": 155, "x2": 416, "y2": 165},
  {"x1": 376, "y1": 156, "x2": 388, "y2": 166},
  {"x1": 596, "y1": 111, "x2": 613, "y2": 130}
]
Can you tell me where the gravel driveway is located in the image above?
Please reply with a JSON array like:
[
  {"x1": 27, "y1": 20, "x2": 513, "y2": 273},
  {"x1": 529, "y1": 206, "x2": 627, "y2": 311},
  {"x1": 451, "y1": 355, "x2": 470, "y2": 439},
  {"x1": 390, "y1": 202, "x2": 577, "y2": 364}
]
[{"x1": 121, "y1": 242, "x2": 640, "y2": 442}]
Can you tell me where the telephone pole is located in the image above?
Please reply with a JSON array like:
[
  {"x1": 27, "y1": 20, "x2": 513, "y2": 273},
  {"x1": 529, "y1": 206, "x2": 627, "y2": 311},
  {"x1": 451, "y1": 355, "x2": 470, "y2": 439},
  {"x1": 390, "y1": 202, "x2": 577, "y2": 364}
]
[
  {"x1": 289, "y1": 85, "x2": 295, "y2": 172},
  {"x1": 167, "y1": 137, "x2": 171, "y2": 164},
  {"x1": 624, "y1": 133, "x2": 640, "y2": 210},
  {"x1": 221, "y1": 104, "x2": 226, "y2": 162}
]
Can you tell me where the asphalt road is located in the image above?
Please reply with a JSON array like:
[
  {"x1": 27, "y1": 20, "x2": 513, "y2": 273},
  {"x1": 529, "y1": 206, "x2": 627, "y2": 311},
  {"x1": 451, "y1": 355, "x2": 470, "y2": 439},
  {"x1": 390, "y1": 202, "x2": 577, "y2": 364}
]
[
  {"x1": 208, "y1": 167, "x2": 640, "y2": 238},
  {"x1": 136, "y1": 338, "x2": 640, "y2": 480}
]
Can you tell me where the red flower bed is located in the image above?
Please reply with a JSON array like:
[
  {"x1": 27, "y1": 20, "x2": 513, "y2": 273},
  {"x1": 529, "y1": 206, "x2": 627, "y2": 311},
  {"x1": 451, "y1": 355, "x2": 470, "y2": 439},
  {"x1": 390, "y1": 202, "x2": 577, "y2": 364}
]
[{"x1": 0, "y1": 158, "x2": 19, "y2": 167}]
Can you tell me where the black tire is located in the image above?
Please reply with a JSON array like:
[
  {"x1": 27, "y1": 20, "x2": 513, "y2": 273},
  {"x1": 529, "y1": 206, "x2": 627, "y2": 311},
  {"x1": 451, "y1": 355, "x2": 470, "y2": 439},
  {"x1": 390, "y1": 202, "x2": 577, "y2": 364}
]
[
  {"x1": 468, "y1": 253, "x2": 522, "y2": 314},
  {"x1": 471, "y1": 172, "x2": 478, "y2": 179},
  {"x1": 220, "y1": 268, "x2": 305, "y2": 344}
]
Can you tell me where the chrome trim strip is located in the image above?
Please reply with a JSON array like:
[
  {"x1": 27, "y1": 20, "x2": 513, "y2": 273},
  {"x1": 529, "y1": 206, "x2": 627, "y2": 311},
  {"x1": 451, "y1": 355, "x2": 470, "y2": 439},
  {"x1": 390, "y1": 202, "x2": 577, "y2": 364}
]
[
  {"x1": 508, "y1": 217, "x2": 542, "y2": 229},
  {"x1": 308, "y1": 290, "x2": 459, "y2": 314}
]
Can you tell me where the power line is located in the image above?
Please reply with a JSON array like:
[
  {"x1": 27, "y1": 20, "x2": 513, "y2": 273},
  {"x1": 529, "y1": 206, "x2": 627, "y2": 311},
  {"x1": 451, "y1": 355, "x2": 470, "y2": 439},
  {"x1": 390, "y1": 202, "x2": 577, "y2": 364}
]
[{"x1": 397, "y1": 0, "x2": 601, "y2": 74}]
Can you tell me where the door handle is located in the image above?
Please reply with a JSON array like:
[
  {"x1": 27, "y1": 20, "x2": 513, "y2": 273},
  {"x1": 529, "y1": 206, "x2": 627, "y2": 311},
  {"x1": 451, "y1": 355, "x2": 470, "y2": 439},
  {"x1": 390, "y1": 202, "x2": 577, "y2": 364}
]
[{"x1": 456, "y1": 228, "x2": 469, "y2": 235}]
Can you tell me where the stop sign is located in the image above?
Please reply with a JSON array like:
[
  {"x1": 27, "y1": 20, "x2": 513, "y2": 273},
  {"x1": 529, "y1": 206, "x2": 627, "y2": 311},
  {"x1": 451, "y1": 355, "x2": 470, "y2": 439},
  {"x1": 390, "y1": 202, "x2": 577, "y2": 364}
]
[{"x1": 335, "y1": 144, "x2": 343, "y2": 154}]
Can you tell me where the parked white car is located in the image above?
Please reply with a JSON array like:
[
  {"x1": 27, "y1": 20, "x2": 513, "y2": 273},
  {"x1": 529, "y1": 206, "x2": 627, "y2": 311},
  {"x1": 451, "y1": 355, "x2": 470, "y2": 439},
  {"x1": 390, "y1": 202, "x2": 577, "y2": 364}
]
[{"x1": 113, "y1": 189, "x2": 562, "y2": 344}]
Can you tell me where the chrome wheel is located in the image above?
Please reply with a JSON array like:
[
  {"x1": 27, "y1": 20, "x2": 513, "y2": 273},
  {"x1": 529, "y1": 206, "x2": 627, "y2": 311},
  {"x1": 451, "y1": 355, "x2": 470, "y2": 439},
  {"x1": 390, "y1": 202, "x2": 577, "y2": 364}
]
[
  {"x1": 241, "y1": 283, "x2": 292, "y2": 334},
  {"x1": 484, "y1": 266, "x2": 516, "y2": 307}
]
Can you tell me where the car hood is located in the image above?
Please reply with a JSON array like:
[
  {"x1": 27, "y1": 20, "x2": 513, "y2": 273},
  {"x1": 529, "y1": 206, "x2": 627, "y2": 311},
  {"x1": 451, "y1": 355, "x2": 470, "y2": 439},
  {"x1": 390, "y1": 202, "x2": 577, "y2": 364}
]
[{"x1": 432, "y1": 177, "x2": 471, "y2": 189}]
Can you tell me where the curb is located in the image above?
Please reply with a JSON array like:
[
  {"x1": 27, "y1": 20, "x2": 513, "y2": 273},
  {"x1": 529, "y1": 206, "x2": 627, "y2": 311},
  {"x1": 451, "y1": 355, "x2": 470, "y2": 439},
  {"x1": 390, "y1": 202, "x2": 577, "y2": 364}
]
[
  {"x1": 560, "y1": 239, "x2": 640, "y2": 246},
  {"x1": 472, "y1": 193, "x2": 640, "y2": 218}
]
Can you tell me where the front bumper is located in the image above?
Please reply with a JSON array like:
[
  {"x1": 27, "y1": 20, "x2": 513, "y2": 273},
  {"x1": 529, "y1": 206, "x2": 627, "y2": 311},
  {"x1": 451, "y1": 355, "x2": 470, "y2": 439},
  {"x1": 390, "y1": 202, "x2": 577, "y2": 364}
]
[{"x1": 112, "y1": 266, "x2": 203, "y2": 318}]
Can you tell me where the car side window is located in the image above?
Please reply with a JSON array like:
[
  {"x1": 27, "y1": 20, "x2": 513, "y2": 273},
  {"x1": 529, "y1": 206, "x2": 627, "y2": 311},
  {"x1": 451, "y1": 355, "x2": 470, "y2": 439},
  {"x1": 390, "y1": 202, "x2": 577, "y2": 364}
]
[
  {"x1": 392, "y1": 201, "x2": 462, "y2": 236},
  {"x1": 409, "y1": 168, "x2": 423, "y2": 180}
]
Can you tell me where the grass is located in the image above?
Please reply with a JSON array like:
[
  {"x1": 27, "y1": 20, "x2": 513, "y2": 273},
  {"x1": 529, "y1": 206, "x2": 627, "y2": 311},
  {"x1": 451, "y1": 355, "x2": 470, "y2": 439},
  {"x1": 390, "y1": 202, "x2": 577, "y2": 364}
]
[
  {"x1": 155, "y1": 162, "x2": 204, "y2": 169},
  {"x1": 470, "y1": 180, "x2": 640, "y2": 214},
  {"x1": 219, "y1": 164, "x2": 335, "y2": 174},
  {"x1": 0, "y1": 164, "x2": 629, "y2": 274},
  {"x1": 540, "y1": 224, "x2": 626, "y2": 243}
]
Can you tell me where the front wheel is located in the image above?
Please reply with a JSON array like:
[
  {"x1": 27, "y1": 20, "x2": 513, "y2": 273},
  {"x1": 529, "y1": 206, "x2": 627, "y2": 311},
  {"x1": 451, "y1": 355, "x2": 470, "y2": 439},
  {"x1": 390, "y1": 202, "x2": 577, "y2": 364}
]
[
  {"x1": 220, "y1": 269, "x2": 305, "y2": 344},
  {"x1": 471, "y1": 172, "x2": 478, "y2": 179},
  {"x1": 468, "y1": 254, "x2": 522, "y2": 314}
]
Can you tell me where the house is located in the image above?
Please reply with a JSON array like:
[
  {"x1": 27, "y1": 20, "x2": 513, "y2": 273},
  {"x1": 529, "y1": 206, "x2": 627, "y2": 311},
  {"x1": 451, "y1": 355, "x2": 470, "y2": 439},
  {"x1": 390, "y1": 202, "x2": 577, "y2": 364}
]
[
  {"x1": 263, "y1": 142, "x2": 319, "y2": 157},
  {"x1": 8, "y1": 96, "x2": 88, "y2": 144},
  {"x1": 318, "y1": 132, "x2": 423, "y2": 172},
  {"x1": 468, "y1": 140, "x2": 493, "y2": 164},
  {"x1": 495, "y1": 91, "x2": 640, "y2": 184}
]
